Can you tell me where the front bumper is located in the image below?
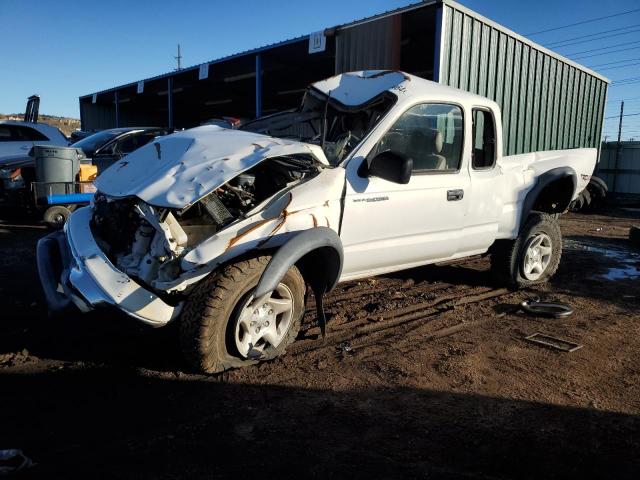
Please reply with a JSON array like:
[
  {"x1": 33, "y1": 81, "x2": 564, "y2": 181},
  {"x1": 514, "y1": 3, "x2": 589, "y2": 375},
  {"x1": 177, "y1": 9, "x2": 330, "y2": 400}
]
[{"x1": 36, "y1": 206, "x2": 181, "y2": 327}]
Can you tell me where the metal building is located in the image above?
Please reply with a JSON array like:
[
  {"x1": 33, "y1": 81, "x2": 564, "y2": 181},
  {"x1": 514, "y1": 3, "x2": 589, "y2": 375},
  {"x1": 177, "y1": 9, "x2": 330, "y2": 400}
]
[
  {"x1": 80, "y1": 0, "x2": 609, "y2": 155},
  {"x1": 597, "y1": 141, "x2": 640, "y2": 195}
]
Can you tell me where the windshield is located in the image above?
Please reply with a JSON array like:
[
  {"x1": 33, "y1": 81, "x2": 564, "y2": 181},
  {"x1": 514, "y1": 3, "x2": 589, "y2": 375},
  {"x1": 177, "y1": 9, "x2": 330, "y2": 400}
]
[
  {"x1": 71, "y1": 130, "x2": 121, "y2": 156},
  {"x1": 241, "y1": 90, "x2": 396, "y2": 165}
]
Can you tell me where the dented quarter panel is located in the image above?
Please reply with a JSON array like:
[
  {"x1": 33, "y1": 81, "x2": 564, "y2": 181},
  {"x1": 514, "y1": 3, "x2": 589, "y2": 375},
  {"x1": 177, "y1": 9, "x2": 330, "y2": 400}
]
[{"x1": 94, "y1": 125, "x2": 330, "y2": 209}]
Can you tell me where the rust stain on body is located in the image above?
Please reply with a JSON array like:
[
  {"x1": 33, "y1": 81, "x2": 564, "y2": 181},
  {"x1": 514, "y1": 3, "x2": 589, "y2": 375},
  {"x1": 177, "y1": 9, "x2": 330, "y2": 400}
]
[
  {"x1": 225, "y1": 192, "x2": 294, "y2": 251},
  {"x1": 226, "y1": 218, "x2": 273, "y2": 251}
]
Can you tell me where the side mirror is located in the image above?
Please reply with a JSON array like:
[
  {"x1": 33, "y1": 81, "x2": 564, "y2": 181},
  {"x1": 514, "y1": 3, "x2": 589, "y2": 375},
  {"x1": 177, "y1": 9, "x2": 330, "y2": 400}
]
[{"x1": 362, "y1": 151, "x2": 413, "y2": 184}]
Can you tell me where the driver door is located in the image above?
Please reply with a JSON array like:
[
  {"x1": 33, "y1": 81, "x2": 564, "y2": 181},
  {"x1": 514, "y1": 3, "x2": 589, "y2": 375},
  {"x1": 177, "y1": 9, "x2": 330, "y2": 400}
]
[{"x1": 340, "y1": 103, "x2": 471, "y2": 280}]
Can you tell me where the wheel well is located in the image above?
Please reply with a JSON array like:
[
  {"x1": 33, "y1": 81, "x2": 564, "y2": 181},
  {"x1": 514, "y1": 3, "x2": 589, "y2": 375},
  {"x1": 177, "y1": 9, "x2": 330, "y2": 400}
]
[
  {"x1": 530, "y1": 176, "x2": 575, "y2": 215},
  {"x1": 252, "y1": 227, "x2": 343, "y2": 300},
  {"x1": 295, "y1": 246, "x2": 342, "y2": 293}
]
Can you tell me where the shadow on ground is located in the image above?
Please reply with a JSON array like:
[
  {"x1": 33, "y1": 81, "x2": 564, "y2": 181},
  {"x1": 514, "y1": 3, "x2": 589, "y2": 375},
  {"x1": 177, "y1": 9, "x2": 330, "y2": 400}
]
[{"x1": 1, "y1": 368, "x2": 639, "y2": 479}]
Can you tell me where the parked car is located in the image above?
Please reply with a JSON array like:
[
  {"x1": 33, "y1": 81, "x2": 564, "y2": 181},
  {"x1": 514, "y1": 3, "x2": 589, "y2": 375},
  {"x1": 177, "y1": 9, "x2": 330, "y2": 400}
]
[
  {"x1": 70, "y1": 127, "x2": 172, "y2": 172},
  {"x1": 0, "y1": 120, "x2": 69, "y2": 159},
  {"x1": 0, "y1": 155, "x2": 33, "y2": 206},
  {"x1": 37, "y1": 70, "x2": 597, "y2": 374},
  {"x1": 69, "y1": 129, "x2": 95, "y2": 143}
]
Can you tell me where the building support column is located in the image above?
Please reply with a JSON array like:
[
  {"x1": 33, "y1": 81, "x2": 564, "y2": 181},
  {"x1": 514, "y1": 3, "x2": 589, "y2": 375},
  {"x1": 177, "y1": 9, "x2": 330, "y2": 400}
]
[
  {"x1": 167, "y1": 77, "x2": 174, "y2": 129},
  {"x1": 255, "y1": 54, "x2": 262, "y2": 118},
  {"x1": 114, "y1": 91, "x2": 120, "y2": 128},
  {"x1": 433, "y1": 3, "x2": 444, "y2": 83}
]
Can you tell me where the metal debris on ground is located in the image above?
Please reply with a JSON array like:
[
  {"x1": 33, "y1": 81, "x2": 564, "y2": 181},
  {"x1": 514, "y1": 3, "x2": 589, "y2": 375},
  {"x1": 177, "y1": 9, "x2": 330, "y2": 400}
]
[
  {"x1": 524, "y1": 333, "x2": 583, "y2": 352},
  {"x1": 337, "y1": 342, "x2": 353, "y2": 353},
  {"x1": 520, "y1": 299, "x2": 573, "y2": 318},
  {"x1": 0, "y1": 449, "x2": 34, "y2": 475}
]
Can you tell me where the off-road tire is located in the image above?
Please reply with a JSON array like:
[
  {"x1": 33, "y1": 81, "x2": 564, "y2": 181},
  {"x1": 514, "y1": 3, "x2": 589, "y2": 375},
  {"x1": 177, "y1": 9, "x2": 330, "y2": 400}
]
[
  {"x1": 179, "y1": 256, "x2": 305, "y2": 374},
  {"x1": 490, "y1": 212, "x2": 562, "y2": 288}
]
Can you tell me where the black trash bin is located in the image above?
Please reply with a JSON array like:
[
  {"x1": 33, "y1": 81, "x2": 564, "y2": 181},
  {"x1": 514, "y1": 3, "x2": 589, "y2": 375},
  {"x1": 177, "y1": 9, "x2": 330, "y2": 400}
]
[{"x1": 33, "y1": 146, "x2": 81, "y2": 200}]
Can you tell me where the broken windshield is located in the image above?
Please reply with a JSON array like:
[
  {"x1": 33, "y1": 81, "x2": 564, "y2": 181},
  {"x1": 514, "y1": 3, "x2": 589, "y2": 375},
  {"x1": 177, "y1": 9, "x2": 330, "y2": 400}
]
[{"x1": 240, "y1": 89, "x2": 396, "y2": 165}]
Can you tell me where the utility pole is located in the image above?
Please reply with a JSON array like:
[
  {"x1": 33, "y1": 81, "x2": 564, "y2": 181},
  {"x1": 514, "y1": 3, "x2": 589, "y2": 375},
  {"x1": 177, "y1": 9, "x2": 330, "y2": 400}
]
[
  {"x1": 612, "y1": 101, "x2": 624, "y2": 192},
  {"x1": 175, "y1": 44, "x2": 182, "y2": 70}
]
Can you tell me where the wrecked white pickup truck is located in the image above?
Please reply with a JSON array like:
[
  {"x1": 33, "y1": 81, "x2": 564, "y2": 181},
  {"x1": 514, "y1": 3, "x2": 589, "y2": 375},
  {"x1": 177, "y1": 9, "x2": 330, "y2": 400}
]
[{"x1": 37, "y1": 71, "x2": 596, "y2": 373}]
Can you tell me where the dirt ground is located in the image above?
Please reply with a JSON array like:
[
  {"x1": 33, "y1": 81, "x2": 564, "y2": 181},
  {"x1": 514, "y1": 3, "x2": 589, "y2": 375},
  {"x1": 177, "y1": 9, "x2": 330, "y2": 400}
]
[{"x1": 1, "y1": 207, "x2": 639, "y2": 479}]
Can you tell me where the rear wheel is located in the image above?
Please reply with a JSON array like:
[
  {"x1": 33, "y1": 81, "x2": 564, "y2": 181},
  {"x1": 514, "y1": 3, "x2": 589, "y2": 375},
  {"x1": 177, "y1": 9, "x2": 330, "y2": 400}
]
[
  {"x1": 491, "y1": 212, "x2": 562, "y2": 288},
  {"x1": 179, "y1": 256, "x2": 306, "y2": 374}
]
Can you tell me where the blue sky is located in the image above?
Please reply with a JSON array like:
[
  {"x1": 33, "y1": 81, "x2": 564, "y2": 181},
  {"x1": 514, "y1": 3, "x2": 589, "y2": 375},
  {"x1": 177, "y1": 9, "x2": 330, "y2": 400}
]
[{"x1": 1, "y1": 0, "x2": 639, "y2": 139}]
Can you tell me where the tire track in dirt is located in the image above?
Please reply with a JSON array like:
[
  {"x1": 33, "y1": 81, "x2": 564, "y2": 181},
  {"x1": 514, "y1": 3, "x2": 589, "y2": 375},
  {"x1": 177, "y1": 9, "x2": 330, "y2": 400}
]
[{"x1": 290, "y1": 286, "x2": 510, "y2": 356}]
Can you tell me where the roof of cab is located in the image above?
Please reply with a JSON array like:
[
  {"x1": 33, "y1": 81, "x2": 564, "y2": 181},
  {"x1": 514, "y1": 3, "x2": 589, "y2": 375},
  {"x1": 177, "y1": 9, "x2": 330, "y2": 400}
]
[{"x1": 311, "y1": 70, "x2": 499, "y2": 110}]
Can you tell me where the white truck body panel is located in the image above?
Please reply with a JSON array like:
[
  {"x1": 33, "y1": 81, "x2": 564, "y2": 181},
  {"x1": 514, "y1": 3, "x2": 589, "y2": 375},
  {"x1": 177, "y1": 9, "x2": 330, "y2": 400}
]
[{"x1": 38, "y1": 71, "x2": 598, "y2": 326}]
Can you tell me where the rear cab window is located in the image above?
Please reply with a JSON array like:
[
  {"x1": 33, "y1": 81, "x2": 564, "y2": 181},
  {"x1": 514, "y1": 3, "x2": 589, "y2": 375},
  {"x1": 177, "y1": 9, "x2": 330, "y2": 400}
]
[{"x1": 471, "y1": 109, "x2": 497, "y2": 169}]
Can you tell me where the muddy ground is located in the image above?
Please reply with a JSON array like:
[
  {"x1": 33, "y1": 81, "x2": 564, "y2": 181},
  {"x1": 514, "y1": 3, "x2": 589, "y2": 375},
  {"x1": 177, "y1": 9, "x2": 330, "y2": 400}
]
[{"x1": 1, "y1": 207, "x2": 639, "y2": 479}]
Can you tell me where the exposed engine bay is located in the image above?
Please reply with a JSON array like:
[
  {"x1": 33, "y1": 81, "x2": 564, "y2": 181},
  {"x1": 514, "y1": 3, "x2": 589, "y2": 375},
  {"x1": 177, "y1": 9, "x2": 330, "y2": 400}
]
[{"x1": 91, "y1": 155, "x2": 319, "y2": 292}]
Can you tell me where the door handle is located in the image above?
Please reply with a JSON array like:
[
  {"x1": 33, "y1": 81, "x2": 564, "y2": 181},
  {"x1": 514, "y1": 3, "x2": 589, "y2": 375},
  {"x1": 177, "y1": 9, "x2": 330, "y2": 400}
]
[{"x1": 447, "y1": 189, "x2": 464, "y2": 201}]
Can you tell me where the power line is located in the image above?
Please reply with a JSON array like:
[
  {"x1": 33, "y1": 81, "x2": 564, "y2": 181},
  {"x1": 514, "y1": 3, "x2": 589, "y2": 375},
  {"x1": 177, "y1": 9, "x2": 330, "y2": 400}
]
[
  {"x1": 607, "y1": 100, "x2": 640, "y2": 108},
  {"x1": 525, "y1": 7, "x2": 640, "y2": 36},
  {"x1": 605, "y1": 112, "x2": 640, "y2": 119},
  {"x1": 611, "y1": 79, "x2": 640, "y2": 86},
  {"x1": 589, "y1": 57, "x2": 640, "y2": 68},
  {"x1": 565, "y1": 39, "x2": 640, "y2": 57},
  {"x1": 597, "y1": 61, "x2": 640, "y2": 71},
  {"x1": 612, "y1": 76, "x2": 640, "y2": 85},
  {"x1": 548, "y1": 28, "x2": 640, "y2": 48},
  {"x1": 545, "y1": 24, "x2": 640, "y2": 46},
  {"x1": 573, "y1": 45, "x2": 640, "y2": 60}
]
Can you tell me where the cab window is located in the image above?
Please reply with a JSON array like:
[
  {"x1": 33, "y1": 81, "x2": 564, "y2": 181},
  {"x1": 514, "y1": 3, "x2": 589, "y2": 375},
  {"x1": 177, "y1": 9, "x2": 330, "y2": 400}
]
[
  {"x1": 472, "y1": 109, "x2": 496, "y2": 169},
  {"x1": 0, "y1": 126, "x2": 11, "y2": 141},
  {"x1": 372, "y1": 103, "x2": 464, "y2": 173},
  {"x1": 13, "y1": 126, "x2": 49, "y2": 141}
]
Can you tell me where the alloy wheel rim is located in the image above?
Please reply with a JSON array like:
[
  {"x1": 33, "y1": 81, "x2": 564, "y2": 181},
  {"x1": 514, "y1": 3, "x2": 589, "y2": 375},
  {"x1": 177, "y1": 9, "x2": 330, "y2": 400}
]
[
  {"x1": 234, "y1": 283, "x2": 294, "y2": 359},
  {"x1": 522, "y1": 233, "x2": 553, "y2": 280}
]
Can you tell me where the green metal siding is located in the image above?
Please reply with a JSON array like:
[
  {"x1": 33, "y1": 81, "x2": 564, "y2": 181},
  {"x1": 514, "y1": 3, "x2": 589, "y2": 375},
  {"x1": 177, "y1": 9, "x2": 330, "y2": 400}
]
[{"x1": 439, "y1": 1, "x2": 609, "y2": 155}]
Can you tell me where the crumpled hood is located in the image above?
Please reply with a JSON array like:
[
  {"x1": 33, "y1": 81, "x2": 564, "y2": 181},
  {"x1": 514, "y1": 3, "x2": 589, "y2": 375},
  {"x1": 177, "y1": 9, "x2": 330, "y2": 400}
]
[{"x1": 94, "y1": 125, "x2": 329, "y2": 209}]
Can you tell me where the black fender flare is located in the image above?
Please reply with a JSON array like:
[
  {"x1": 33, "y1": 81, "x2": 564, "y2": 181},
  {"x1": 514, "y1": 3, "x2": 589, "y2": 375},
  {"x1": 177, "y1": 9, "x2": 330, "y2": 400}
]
[
  {"x1": 253, "y1": 227, "x2": 343, "y2": 337},
  {"x1": 521, "y1": 167, "x2": 577, "y2": 226}
]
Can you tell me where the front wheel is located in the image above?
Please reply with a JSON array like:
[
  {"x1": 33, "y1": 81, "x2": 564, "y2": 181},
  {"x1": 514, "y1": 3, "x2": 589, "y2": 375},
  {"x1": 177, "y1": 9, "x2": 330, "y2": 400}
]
[
  {"x1": 491, "y1": 212, "x2": 562, "y2": 288},
  {"x1": 179, "y1": 256, "x2": 306, "y2": 374}
]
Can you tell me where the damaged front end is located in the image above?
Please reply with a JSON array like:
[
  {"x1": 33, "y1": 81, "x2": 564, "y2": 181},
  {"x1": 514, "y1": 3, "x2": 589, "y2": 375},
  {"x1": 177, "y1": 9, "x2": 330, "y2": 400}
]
[
  {"x1": 36, "y1": 71, "x2": 401, "y2": 326},
  {"x1": 37, "y1": 141, "x2": 342, "y2": 326},
  {"x1": 90, "y1": 151, "x2": 326, "y2": 293}
]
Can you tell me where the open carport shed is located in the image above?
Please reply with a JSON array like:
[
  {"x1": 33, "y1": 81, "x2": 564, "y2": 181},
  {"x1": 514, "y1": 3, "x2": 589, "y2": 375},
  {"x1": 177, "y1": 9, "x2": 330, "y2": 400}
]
[{"x1": 80, "y1": 0, "x2": 609, "y2": 155}]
